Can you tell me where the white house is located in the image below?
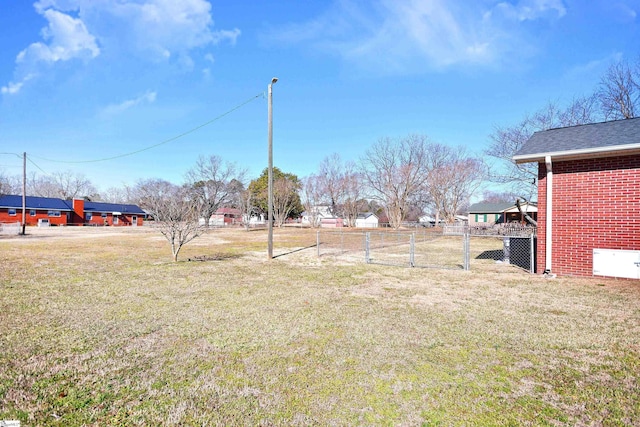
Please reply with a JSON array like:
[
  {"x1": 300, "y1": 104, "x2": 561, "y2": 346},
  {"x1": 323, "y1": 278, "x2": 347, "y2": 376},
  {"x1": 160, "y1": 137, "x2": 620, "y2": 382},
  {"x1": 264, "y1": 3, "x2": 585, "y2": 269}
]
[
  {"x1": 302, "y1": 206, "x2": 335, "y2": 227},
  {"x1": 355, "y1": 212, "x2": 379, "y2": 228}
]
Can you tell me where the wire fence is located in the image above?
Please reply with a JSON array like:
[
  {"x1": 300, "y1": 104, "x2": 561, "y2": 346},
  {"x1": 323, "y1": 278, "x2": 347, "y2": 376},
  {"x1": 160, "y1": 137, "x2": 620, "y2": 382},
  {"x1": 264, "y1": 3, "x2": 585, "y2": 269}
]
[{"x1": 317, "y1": 226, "x2": 536, "y2": 273}]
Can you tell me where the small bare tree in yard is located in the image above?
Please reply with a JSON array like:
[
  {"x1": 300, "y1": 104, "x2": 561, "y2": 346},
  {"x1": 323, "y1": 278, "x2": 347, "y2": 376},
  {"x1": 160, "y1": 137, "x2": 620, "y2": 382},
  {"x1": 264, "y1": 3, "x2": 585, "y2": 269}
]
[
  {"x1": 135, "y1": 179, "x2": 203, "y2": 262},
  {"x1": 361, "y1": 135, "x2": 430, "y2": 229}
]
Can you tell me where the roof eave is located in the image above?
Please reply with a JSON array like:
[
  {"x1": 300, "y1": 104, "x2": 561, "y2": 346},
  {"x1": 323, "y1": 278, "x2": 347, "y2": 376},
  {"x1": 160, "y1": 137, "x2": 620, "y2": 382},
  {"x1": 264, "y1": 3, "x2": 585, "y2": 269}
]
[{"x1": 513, "y1": 144, "x2": 640, "y2": 164}]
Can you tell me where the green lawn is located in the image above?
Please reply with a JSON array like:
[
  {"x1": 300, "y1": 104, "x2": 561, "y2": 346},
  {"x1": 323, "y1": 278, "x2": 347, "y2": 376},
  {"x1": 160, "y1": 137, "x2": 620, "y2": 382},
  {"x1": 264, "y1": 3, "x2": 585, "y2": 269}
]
[{"x1": 1, "y1": 227, "x2": 638, "y2": 426}]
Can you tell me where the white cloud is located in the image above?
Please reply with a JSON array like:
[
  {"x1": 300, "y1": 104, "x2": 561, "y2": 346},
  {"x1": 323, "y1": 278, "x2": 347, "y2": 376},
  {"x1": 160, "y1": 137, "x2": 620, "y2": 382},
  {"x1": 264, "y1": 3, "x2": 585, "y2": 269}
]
[
  {"x1": 493, "y1": 0, "x2": 566, "y2": 21},
  {"x1": 1, "y1": 74, "x2": 37, "y2": 95},
  {"x1": 3, "y1": 0, "x2": 239, "y2": 95},
  {"x1": 101, "y1": 90, "x2": 157, "y2": 116},
  {"x1": 266, "y1": 0, "x2": 567, "y2": 74},
  {"x1": 19, "y1": 8, "x2": 99, "y2": 63}
]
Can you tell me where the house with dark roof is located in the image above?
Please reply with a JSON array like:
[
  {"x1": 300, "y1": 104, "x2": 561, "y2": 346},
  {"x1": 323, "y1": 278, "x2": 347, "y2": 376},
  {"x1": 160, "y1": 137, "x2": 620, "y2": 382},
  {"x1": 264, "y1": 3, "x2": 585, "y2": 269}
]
[
  {"x1": 0, "y1": 195, "x2": 145, "y2": 227},
  {"x1": 468, "y1": 202, "x2": 537, "y2": 226},
  {"x1": 0, "y1": 195, "x2": 74, "y2": 226},
  {"x1": 513, "y1": 117, "x2": 640, "y2": 279}
]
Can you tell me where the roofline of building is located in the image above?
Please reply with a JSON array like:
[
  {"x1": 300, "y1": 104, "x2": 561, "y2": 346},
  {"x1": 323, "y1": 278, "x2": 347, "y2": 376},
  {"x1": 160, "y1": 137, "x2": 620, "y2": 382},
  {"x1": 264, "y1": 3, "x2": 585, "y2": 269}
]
[{"x1": 513, "y1": 144, "x2": 640, "y2": 164}]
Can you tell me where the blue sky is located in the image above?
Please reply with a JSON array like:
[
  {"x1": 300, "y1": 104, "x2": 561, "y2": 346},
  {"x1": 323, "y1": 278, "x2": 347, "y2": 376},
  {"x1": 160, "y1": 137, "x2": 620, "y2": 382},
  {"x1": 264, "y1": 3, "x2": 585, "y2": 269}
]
[{"x1": 1, "y1": 0, "x2": 639, "y2": 193}]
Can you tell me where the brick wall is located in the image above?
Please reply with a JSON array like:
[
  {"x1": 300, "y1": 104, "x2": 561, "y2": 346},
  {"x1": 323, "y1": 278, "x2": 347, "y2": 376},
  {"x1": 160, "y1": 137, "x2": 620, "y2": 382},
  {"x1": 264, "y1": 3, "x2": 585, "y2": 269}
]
[{"x1": 537, "y1": 154, "x2": 640, "y2": 277}]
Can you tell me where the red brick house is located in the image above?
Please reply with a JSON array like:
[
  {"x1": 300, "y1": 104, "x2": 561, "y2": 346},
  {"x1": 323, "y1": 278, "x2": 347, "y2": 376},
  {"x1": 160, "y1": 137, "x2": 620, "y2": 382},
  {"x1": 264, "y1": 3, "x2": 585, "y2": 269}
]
[
  {"x1": 0, "y1": 195, "x2": 145, "y2": 227},
  {"x1": 513, "y1": 118, "x2": 640, "y2": 279}
]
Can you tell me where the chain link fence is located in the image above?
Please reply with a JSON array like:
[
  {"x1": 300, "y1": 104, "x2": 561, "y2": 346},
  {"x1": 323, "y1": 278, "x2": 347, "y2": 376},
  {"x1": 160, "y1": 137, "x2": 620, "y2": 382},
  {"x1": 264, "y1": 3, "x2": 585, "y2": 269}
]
[{"x1": 316, "y1": 225, "x2": 536, "y2": 273}]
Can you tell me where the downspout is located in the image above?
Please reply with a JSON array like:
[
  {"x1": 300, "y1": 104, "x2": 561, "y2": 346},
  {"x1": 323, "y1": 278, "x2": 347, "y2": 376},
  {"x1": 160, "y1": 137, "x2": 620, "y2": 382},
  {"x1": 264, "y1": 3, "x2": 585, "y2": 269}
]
[{"x1": 544, "y1": 155, "x2": 553, "y2": 274}]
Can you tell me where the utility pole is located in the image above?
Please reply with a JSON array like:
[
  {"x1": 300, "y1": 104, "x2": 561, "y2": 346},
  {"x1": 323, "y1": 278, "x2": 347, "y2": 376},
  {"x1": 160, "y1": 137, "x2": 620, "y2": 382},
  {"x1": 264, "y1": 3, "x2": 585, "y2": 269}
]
[
  {"x1": 21, "y1": 152, "x2": 26, "y2": 235},
  {"x1": 267, "y1": 77, "x2": 278, "y2": 259}
]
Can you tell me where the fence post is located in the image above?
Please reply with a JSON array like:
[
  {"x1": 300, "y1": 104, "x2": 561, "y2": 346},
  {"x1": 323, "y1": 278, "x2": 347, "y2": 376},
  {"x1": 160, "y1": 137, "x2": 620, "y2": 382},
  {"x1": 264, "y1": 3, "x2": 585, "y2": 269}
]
[
  {"x1": 463, "y1": 232, "x2": 470, "y2": 271},
  {"x1": 503, "y1": 237, "x2": 511, "y2": 265},
  {"x1": 317, "y1": 230, "x2": 320, "y2": 257},
  {"x1": 530, "y1": 233, "x2": 535, "y2": 274},
  {"x1": 365, "y1": 232, "x2": 371, "y2": 264},
  {"x1": 410, "y1": 233, "x2": 415, "y2": 267},
  {"x1": 341, "y1": 230, "x2": 345, "y2": 254}
]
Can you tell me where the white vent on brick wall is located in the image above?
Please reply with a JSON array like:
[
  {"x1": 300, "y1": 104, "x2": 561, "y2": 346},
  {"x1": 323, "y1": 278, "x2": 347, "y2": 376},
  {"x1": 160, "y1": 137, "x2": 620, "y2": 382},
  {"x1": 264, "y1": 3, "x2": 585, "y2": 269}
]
[{"x1": 593, "y1": 249, "x2": 640, "y2": 279}]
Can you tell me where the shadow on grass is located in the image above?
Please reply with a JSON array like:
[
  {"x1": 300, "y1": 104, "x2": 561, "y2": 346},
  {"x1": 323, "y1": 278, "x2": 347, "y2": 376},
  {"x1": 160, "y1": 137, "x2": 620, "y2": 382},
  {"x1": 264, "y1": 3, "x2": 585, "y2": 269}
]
[
  {"x1": 273, "y1": 245, "x2": 317, "y2": 259},
  {"x1": 188, "y1": 253, "x2": 243, "y2": 262},
  {"x1": 475, "y1": 249, "x2": 504, "y2": 261}
]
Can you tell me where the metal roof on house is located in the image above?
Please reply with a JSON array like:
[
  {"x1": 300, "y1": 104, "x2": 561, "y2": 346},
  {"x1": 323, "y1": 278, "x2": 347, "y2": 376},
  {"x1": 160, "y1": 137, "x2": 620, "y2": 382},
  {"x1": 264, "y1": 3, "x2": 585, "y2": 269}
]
[
  {"x1": 513, "y1": 117, "x2": 640, "y2": 163},
  {"x1": 0, "y1": 195, "x2": 73, "y2": 211},
  {"x1": 84, "y1": 201, "x2": 145, "y2": 214},
  {"x1": 467, "y1": 202, "x2": 513, "y2": 214}
]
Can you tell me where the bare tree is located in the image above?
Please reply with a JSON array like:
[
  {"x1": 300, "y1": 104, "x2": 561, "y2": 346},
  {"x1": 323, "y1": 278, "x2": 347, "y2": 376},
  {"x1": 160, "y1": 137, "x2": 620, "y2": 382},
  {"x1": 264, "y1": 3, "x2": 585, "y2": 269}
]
[
  {"x1": 99, "y1": 186, "x2": 132, "y2": 203},
  {"x1": 185, "y1": 155, "x2": 246, "y2": 227},
  {"x1": 301, "y1": 174, "x2": 323, "y2": 228},
  {"x1": 0, "y1": 172, "x2": 20, "y2": 196},
  {"x1": 135, "y1": 179, "x2": 203, "y2": 262},
  {"x1": 341, "y1": 165, "x2": 366, "y2": 227},
  {"x1": 317, "y1": 153, "x2": 347, "y2": 217},
  {"x1": 272, "y1": 176, "x2": 301, "y2": 227},
  {"x1": 28, "y1": 170, "x2": 97, "y2": 199},
  {"x1": 361, "y1": 135, "x2": 431, "y2": 229},
  {"x1": 597, "y1": 59, "x2": 639, "y2": 120},
  {"x1": 236, "y1": 188, "x2": 257, "y2": 230},
  {"x1": 486, "y1": 99, "x2": 599, "y2": 197},
  {"x1": 426, "y1": 145, "x2": 486, "y2": 223}
]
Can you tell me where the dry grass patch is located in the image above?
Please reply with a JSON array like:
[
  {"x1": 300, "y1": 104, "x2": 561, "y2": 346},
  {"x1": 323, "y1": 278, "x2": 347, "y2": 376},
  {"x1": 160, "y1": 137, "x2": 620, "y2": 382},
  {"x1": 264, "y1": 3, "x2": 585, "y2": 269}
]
[{"x1": 0, "y1": 227, "x2": 639, "y2": 426}]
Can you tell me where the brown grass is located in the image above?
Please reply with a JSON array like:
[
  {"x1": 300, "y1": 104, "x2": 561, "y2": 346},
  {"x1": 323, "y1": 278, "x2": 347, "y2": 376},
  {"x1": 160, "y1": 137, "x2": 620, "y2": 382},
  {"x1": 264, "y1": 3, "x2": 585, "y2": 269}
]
[{"x1": 0, "y1": 226, "x2": 639, "y2": 426}]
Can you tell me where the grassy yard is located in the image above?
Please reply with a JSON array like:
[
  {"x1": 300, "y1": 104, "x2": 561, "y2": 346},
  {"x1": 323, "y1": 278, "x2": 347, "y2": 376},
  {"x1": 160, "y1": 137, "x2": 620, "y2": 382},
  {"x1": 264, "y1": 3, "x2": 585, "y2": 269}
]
[{"x1": 1, "y1": 226, "x2": 639, "y2": 426}]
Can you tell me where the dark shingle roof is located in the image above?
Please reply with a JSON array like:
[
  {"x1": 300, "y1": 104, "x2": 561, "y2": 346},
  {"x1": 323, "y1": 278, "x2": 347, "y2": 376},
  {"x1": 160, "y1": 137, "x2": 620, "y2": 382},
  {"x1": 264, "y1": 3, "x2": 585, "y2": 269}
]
[
  {"x1": 467, "y1": 202, "x2": 513, "y2": 214},
  {"x1": 84, "y1": 201, "x2": 145, "y2": 215},
  {"x1": 0, "y1": 195, "x2": 73, "y2": 211},
  {"x1": 513, "y1": 117, "x2": 640, "y2": 163}
]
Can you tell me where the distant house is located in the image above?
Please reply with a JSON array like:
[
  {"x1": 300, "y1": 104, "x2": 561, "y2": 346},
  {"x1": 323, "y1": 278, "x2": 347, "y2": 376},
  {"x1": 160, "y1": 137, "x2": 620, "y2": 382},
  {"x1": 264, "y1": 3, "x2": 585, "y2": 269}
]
[
  {"x1": 355, "y1": 212, "x2": 379, "y2": 228},
  {"x1": 210, "y1": 207, "x2": 242, "y2": 226},
  {"x1": 301, "y1": 206, "x2": 335, "y2": 227},
  {"x1": 320, "y1": 217, "x2": 344, "y2": 228},
  {"x1": 467, "y1": 202, "x2": 512, "y2": 225},
  {"x1": 513, "y1": 117, "x2": 640, "y2": 278},
  {"x1": 467, "y1": 202, "x2": 537, "y2": 226},
  {"x1": 0, "y1": 195, "x2": 145, "y2": 226}
]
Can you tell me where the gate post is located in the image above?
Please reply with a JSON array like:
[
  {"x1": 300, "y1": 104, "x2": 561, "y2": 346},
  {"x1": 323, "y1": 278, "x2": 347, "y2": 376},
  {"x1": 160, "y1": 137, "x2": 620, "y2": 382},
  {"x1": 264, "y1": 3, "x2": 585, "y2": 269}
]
[
  {"x1": 503, "y1": 237, "x2": 511, "y2": 265},
  {"x1": 464, "y1": 232, "x2": 470, "y2": 271},
  {"x1": 410, "y1": 233, "x2": 415, "y2": 267},
  {"x1": 530, "y1": 233, "x2": 535, "y2": 274},
  {"x1": 365, "y1": 232, "x2": 371, "y2": 264}
]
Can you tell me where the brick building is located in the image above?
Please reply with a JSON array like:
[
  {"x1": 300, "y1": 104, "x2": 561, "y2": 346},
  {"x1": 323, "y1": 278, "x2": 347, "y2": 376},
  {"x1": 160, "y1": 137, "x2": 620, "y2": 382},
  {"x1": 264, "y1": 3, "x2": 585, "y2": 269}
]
[
  {"x1": 513, "y1": 118, "x2": 640, "y2": 279},
  {"x1": 0, "y1": 195, "x2": 145, "y2": 227}
]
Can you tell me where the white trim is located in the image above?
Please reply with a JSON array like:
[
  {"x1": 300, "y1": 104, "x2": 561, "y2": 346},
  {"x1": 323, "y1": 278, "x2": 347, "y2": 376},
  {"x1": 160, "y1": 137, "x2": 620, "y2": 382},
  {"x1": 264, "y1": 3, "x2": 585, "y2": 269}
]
[
  {"x1": 545, "y1": 156, "x2": 553, "y2": 273},
  {"x1": 513, "y1": 143, "x2": 640, "y2": 164}
]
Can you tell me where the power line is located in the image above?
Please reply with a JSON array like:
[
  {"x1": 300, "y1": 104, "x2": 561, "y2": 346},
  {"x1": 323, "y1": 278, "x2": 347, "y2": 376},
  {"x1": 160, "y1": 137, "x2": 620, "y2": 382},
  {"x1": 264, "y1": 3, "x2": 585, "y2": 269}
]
[{"x1": 30, "y1": 92, "x2": 264, "y2": 164}]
